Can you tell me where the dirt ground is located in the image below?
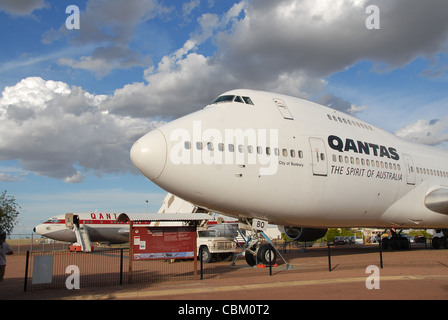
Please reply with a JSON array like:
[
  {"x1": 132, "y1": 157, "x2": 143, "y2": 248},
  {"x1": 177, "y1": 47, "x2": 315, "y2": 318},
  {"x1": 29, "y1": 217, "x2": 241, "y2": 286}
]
[{"x1": 1, "y1": 245, "x2": 447, "y2": 302}]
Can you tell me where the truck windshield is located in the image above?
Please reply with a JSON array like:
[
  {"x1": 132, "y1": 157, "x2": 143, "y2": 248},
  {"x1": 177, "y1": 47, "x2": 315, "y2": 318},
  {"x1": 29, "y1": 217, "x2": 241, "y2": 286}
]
[{"x1": 198, "y1": 230, "x2": 218, "y2": 237}]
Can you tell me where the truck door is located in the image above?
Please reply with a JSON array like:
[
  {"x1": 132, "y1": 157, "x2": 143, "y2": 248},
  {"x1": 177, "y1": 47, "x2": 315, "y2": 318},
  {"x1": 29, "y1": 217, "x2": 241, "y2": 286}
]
[{"x1": 309, "y1": 137, "x2": 328, "y2": 176}]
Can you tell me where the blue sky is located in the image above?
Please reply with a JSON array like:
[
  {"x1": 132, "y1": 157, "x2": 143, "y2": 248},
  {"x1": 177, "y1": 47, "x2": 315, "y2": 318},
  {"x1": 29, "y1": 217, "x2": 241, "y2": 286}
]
[{"x1": 0, "y1": 0, "x2": 447, "y2": 233}]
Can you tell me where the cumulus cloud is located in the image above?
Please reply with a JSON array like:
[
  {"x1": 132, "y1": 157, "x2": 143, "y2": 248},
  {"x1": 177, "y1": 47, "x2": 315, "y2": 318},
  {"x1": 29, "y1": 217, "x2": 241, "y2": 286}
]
[
  {"x1": 395, "y1": 118, "x2": 448, "y2": 146},
  {"x1": 316, "y1": 93, "x2": 368, "y2": 115},
  {"x1": 3, "y1": 0, "x2": 448, "y2": 182},
  {"x1": 0, "y1": 0, "x2": 46, "y2": 16},
  {"x1": 0, "y1": 77, "x2": 162, "y2": 182},
  {"x1": 215, "y1": 0, "x2": 448, "y2": 79},
  {"x1": 101, "y1": 0, "x2": 448, "y2": 118},
  {"x1": 43, "y1": 0, "x2": 167, "y2": 77}
]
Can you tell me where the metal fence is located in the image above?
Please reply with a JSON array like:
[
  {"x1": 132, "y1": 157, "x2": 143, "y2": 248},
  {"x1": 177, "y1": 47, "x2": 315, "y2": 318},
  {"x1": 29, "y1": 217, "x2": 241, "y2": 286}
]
[
  {"x1": 23, "y1": 242, "x2": 448, "y2": 292},
  {"x1": 24, "y1": 248, "x2": 205, "y2": 291},
  {"x1": 25, "y1": 249, "x2": 127, "y2": 291},
  {"x1": 7, "y1": 234, "x2": 70, "y2": 254}
]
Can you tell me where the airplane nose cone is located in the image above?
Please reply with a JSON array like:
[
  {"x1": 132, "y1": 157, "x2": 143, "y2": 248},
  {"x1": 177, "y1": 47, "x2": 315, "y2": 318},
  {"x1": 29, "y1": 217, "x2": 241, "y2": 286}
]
[{"x1": 130, "y1": 129, "x2": 167, "y2": 180}]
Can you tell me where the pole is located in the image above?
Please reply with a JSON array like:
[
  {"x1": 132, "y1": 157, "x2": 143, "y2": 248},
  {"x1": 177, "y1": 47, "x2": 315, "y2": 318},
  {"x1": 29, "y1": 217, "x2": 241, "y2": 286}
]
[
  {"x1": 119, "y1": 248, "x2": 123, "y2": 285},
  {"x1": 193, "y1": 225, "x2": 198, "y2": 280},
  {"x1": 129, "y1": 221, "x2": 134, "y2": 283},
  {"x1": 24, "y1": 250, "x2": 29, "y2": 292},
  {"x1": 379, "y1": 240, "x2": 383, "y2": 269},
  {"x1": 200, "y1": 246, "x2": 204, "y2": 280},
  {"x1": 327, "y1": 242, "x2": 332, "y2": 272}
]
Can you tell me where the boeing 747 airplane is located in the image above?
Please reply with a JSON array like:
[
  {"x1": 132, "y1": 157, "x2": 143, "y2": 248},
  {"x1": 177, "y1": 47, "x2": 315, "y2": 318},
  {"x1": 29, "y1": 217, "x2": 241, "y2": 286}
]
[{"x1": 130, "y1": 89, "x2": 448, "y2": 265}]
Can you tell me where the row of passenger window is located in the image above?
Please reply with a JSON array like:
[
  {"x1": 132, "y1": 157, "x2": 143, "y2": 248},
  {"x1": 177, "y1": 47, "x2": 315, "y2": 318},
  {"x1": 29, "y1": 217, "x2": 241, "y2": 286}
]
[
  {"x1": 184, "y1": 141, "x2": 304, "y2": 158},
  {"x1": 327, "y1": 114, "x2": 374, "y2": 131},
  {"x1": 332, "y1": 154, "x2": 401, "y2": 171},
  {"x1": 416, "y1": 166, "x2": 448, "y2": 178},
  {"x1": 332, "y1": 153, "x2": 448, "y2": 179}
]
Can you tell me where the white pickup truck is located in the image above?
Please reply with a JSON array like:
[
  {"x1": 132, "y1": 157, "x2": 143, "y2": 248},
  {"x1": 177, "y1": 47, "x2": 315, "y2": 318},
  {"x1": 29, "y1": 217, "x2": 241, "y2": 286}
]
[{"x1": 197, "y1": 228, "x2": 238, "y2": 263}]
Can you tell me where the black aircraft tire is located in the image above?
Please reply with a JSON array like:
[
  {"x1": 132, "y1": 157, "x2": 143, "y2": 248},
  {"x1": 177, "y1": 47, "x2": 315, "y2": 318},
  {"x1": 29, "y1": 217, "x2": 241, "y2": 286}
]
[
  {"x1": 432, "y1": 237, "x2": 442, "y2": 249},
  {"x1": 245, "y1": 251, "x2": 256, "y2": 266},
  {"x1": 257, "y1": 243, "x2": 277, "y2": 265}
]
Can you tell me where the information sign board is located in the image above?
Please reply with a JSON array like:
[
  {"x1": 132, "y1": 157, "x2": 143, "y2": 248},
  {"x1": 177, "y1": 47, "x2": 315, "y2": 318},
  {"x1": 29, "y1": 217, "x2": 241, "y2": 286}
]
[{"x1": 132, "y1": 226, "x2": 196, "y2": 260}]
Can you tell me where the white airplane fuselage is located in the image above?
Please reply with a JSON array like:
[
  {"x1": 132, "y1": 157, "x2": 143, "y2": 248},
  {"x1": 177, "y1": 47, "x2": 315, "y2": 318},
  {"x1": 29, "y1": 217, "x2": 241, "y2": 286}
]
[
  {"x1": 33, "y1": 213, "x2": 129, "y2": 243},
  {"x1": 130, "y1": 89, "x2": 448, "y2": 231}
]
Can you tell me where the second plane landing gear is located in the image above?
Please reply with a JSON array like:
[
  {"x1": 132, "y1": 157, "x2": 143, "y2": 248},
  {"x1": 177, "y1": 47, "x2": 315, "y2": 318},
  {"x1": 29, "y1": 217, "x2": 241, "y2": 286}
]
[
  {"x1": 381, "y1": 229, "x2": 410, "y2": 250},
  {"x1": 432, "y1": 229, "x2": 448, "y2": 249}
]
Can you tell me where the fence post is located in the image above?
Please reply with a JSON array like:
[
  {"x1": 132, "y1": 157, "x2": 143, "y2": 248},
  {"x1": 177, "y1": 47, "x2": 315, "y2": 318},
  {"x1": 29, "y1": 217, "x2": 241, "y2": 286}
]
[
  {"x1": 269, "y1": 252, "x2": 272, "y2": 276},
  {"x1": 119, "y1": 248, "x2": 123, "y2": 285},
  {"x1": 378, "y1": 240, "x2": 383, "y2": 269},
  {"x1": 24, "y1": 250, "x2": 29, "y2": 292},
  {"x1": 200, "y1": 246, "x2": 203, "y2": 280}
]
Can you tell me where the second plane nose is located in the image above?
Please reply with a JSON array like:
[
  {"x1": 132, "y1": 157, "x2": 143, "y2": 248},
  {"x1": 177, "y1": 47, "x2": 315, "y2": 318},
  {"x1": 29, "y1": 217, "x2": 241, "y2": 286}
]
[{"x1": 130, "y1": 129, "x2": 167, "y2": 180}]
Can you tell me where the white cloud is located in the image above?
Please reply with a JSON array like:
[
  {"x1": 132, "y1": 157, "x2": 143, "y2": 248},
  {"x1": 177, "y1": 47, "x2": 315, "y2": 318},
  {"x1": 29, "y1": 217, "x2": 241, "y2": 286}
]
[
  {"x1": 0, "y1": 77, "x2": 162, "y2": 181},
  {"x1": 101, "y1": 0, "x2": 448, "y2": 119},
  {"x1": 0, "y1": 0, "x2": 47, "y2": 16},
  {"x1": 316, "y1": 93, "x2": 368, "y2": 115},
  {"x1": 395, "y1": 118, "x2": 448, "y2": 146},
  {"x1": 43, "y1": 0, "x2": 167, "y2": 77},
  {"x1": 3, "y1": 1, "x2": 448, "y2": 182}
]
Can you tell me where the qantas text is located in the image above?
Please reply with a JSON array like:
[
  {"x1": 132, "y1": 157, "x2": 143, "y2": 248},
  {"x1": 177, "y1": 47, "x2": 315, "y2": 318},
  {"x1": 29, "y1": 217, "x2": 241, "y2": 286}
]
[{"x1": 328, "y1": 135, "x2": 400, "y2": 161}]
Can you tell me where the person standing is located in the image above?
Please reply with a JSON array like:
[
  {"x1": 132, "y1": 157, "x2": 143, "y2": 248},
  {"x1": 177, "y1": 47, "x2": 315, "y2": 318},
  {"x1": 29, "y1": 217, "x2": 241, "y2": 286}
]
[{"x1": 0, "y1": 233, "x2": 13, "y2": 283}]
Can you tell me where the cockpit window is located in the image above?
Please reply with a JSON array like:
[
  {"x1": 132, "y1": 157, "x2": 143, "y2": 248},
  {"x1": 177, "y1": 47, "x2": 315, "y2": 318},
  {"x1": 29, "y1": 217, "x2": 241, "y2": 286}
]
[
  {"x1": 213, "y1": 95, "x2": 235, "y2": 104},
  {"x1": 242, "y1": 96, "x2": 254, "y2": 105},
  {"x1": 212, "y1": 95, "x2": 254, "y2": 105},
  {"x1": 234, "y1": 96, "x2": 244, "y2": 103}
]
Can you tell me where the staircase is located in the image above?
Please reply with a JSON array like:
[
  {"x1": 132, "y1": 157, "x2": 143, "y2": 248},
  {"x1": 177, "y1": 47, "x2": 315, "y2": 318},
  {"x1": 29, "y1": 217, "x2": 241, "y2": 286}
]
[{"x1": 73, "y1": 224, "x2": 92, "y2": 252}]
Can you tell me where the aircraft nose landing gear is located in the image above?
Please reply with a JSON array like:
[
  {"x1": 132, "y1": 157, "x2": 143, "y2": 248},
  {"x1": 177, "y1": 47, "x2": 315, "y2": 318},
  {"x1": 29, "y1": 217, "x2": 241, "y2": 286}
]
[
  {"x1": 234, "y1": 219, "x2": 290, "y2": 268},
  {"x1": 244, "y1": 239, "x2": 277, "y2": 266}
]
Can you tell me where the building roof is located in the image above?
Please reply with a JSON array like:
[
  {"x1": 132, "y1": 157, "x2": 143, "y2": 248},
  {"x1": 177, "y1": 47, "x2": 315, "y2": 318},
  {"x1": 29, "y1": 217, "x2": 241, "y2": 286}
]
[{"x1": 117, "y1": 213, "x2": 212, "y2": 222}]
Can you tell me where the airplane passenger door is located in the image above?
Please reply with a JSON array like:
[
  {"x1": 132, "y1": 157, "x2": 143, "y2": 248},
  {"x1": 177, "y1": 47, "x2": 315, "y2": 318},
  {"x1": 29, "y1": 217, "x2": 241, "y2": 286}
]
[
  {"x1": 309, "y1": 137, "x2": 328, "y2": 176},
  {"x1": 273, "y1": 98, "x2": 294, "y2": 120},
  {"x1": 403, "y1": 154, "x2": 415, "y2": 185}
]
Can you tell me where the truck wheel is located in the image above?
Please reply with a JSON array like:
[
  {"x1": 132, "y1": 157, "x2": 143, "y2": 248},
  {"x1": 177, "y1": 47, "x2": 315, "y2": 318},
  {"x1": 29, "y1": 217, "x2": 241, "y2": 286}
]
[
  {"x1": 257, "y1": 243, "x2": 277, "y2": 265},
  {"x1": 201, "y1": 246, "x2": 213, "y2": 263}
]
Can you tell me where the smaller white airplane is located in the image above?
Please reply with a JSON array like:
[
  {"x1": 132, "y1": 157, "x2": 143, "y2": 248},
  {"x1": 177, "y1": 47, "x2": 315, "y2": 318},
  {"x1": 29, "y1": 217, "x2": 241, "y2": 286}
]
[
  {"x1": 33, "y1": 212, "x2": 130, "y2": 244},
  {"x1": 33, "y1": 193, "x2": 239, "y2": 251}
]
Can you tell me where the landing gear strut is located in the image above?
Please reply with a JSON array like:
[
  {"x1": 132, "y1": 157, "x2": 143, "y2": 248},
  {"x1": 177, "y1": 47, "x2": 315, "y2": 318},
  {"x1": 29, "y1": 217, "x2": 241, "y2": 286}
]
[
  {"x1": 233, "y1": 219, "x2": 290, "y2": 268},
  {"x1": 432, "y1": 229, "x2": 448, "y2": 249}
]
